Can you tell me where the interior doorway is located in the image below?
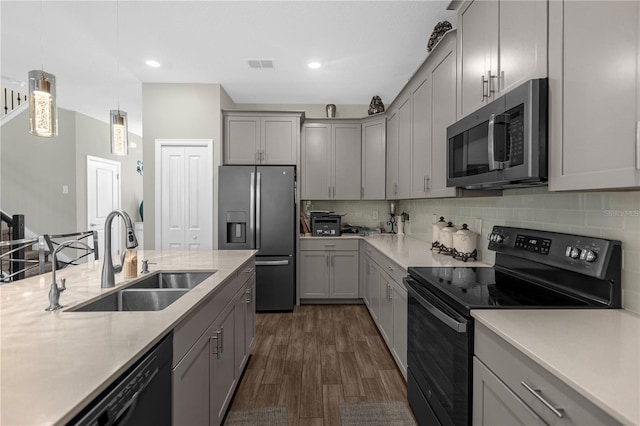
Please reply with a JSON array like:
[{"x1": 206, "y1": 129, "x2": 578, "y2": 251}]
[
  {"x1": 87, "y1": 155, "x2": 121, "y2": 259},
  {"x1": 155, "y1": 139, "x2": 213, "y2": 250}
]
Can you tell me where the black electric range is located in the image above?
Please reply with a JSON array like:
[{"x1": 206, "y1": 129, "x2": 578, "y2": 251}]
[{"x1": 404, "y1": 226, "x2": 622, "y2": 426}]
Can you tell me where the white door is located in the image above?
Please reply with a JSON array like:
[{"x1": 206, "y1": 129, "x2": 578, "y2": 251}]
[
  {"x1": 87, "y1": 156, "x2": 121, "y2": 259},
  {"x1": 156, "y1": 140, "x2": 213, "y2": 250}
]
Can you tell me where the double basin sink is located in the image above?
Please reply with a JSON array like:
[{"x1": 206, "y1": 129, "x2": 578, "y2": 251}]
[{"x1": 69, "y1": 271, "x2": 215, "y2": 312}]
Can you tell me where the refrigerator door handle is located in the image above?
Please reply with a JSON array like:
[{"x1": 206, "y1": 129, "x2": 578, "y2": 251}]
[
  {"x1": 255, "y1": 260, "x2": 290, "y2": 266},
  {"x1": 256, "y1": 171, "x2": 262, "y2": 250},
  {"x1": 250, "y1": 171, "x2": 256, "y2": 249}
]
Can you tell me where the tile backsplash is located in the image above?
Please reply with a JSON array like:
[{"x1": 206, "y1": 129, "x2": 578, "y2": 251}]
[{"x1": 306, "y1": 188, "x2": 640, "y2": 313}]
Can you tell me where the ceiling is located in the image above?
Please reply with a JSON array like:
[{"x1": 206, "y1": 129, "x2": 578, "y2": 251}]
[{"x1": 1, "y1": 1, "x2": 456, "y2": 136}]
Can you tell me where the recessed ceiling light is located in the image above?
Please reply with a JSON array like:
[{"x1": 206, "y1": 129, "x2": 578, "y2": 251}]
[
  {"x1": 308, "y1": 61, "x2": 321, "y2": 69},
  {"x1": 145, "y1": 60, "x2": 161, "y2": 68}
]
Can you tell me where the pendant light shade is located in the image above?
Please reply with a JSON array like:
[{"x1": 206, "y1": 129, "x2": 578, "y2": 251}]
[
  {"x1": 28, "y1": 69, "x2": 57, "y2": 137},
  {"x1": 110, "y1": 109, "x2": 128, "y2": 156}
]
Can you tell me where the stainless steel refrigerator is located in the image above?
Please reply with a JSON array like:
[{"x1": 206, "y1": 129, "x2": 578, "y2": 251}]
[{"x1": 218, "y1": 165, "x2": 296, "y2": 311}]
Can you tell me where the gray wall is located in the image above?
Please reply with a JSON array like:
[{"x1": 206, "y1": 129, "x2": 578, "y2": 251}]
[
  {"x1": 74, "y1": 112, "x2": 143, "y2": 231},
  {"x1": 0, "y1": 108, "x2": 77, "y2": 234},
  {"x1": 235, "y1": 103, "x2": 368, "y2": 119},
  {"x1": 0, "y1": 108, "x2": 143, "y2": 237},
  {"x1": 142, "y1": 83, "x2": 232, "y2": 249}
]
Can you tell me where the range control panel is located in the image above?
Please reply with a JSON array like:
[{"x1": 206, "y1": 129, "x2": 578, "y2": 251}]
[{"x1": 487, "y1": 226, "x2": 621, "y2": 279}]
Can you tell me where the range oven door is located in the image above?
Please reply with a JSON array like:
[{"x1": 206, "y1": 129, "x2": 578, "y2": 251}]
[{"x1": 405, "y1": 277, "x2": 473, "y2": 426}]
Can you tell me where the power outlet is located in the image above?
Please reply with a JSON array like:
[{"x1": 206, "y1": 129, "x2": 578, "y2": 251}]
[{"x1": 372, "y1": 211, "x2": 378, "y2": 220}]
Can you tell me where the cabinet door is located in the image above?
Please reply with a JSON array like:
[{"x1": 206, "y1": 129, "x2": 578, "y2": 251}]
[
  {"x1": 333, "y1": 123, "x2": 362, "y2": 200},
  {"x1": 411, "y1": 77, "x2": 431, "y2": 198},
  {"x1": 498, "y1": 0, "x2": 547, "y2": 96},
  {"x1": 245, "y1": 275, "x2": 256, "y2": 354},
  {"x1": 301, "y1": 123, "x2": 332, "y2": 199},
  {"x1": 429, "y1": 34, "x2": 459, "y2": 198},
  {"x1": 457, "y1": 0, "x2": 498, "y2": 118},
  {"x1": 300, "y1": 251, "x2": 330, "y2": 298},
  {"x1": 362, "y1": 118, "x2": 387, "y2": 200},
  {"x1": 549, "y1": 0, "x2": 640, "y2": 190},
  {"x1": 386, "y1": 111, "x2": 399, "y2": 199},
  {"x1": 211, "y1": 303, "x2": 237, "y2": 426},
  {"x1": 330, "y1": 251, "x2": 359, "y2": 298},
  {"x1": 391, "y1": 281, "x2": 407, "y2": 378},
  {"x1": 397, "y1": 97, "x2": 412, "y2": 199},
  {"x1": 261, "y1": 116, "x2": 297, "y2": 164},
  {"x1": 172, "y1": 331, "x2": 211, "y2": 426},
  {"x1": 224, "y1": 116, "x2": 260, "y2": 164},
  {"x1": 473, "y1": 357, "x2": 546, "y2": 426},
  {"x1": 377, "y1": 270, "x2": 393, "y2": 344}
]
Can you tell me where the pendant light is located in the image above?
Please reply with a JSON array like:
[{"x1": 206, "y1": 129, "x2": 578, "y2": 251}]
[
  {"x1": 28, "y1": 1, "x2": 57, "y2": 137},
  {"x1": 110, "y1": 0, "x2": 128, "y2": 156}
]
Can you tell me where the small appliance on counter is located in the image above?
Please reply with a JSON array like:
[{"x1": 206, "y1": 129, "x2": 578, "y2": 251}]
[{"x1": 310, "y1": 211, "x2": 341, "y2": 236}]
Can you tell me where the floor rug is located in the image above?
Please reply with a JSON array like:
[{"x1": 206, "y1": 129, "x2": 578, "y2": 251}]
[
  {"x1": 224, "y1": 405, "x2": 288, "y2": 426},
  {"x1": 339, "y1": 401, "x2": 417, "y2": 426}
]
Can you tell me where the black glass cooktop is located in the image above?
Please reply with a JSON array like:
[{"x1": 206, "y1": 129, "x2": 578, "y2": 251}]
[{"x1": 407, "y1": 266, "x2": 599, "y2": 314}]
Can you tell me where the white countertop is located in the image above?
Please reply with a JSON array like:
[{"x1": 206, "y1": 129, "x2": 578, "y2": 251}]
[
  {"x1": 301, "y1": 233, "x2": 490, "y2": 270},
  {"x1": 472, "y1": 309, "x2": 640, "y2": 426},
  {"x1": 0, "y1": 249, "x2": 256, "y2": 426}
]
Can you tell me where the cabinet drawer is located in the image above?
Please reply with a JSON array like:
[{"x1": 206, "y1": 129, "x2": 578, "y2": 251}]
[
  {"x1": 173, "y1": 259, "x2": 255, "y2": 366},
  {"x1": 364, "y1": 243, "x2": 406, "y2": 284},
  {"x1": 475, "y1": 323, "x2": 620, "y2": 426},
  {"x1": 300, "y1": 238, "x2": 359, "y2": 251}
]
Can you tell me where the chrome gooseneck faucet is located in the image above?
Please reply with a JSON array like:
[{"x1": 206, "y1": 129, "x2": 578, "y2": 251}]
[
  {"x1": 46, "y1": 240, "x2": 91, "y2": 311},
  {"x1": 101, "y1": 210, "x2": 138, "y2": 288}
]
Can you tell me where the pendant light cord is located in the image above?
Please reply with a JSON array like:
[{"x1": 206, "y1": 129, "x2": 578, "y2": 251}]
[
  {"x1": 40, "y1": 0, "x2": 44, "y2": 70},
  {"x1": 116, "y1": 0, "x2": 120, "y2": 111}
]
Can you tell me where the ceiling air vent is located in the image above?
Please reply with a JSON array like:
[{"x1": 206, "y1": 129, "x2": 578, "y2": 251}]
[{"x1": 247, "y1": 59, "x2": 274, "y2": 69}]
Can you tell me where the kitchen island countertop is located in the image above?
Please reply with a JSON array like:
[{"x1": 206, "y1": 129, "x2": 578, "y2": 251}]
[
  {"x1": 472, "y1": 309, "x2": 640, "y2": 426},
  {"x1": 0, "y1": 249, "x2": 256, "y2": 426}
]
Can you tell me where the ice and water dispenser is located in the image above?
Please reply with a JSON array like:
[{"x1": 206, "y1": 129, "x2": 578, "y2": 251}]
[{"x1": 226, "y1": 211, "x2": 247, "y2": 244}]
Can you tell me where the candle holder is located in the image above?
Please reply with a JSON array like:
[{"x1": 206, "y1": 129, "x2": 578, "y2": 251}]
[{"x1": 387, "y1": 213, "x2": 397, "y2": 234}]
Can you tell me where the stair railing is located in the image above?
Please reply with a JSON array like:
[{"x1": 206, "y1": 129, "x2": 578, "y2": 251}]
[
  {"x1": 2, "y1": 87, "x2": 28, "y2": 117},
  {"x1": 0, "y1": 214, "x2": 45, "y2": 282}
]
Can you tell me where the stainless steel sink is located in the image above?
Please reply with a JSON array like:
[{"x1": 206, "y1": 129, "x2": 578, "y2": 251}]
[
  {"x1": 68, "y1": 271, "x2": 215, "y2": 312},
  {"x1": 127, "y1": 271, "x2": 214, "y2": 290},
  {"x1": 71, "y1": 289, "x2": 189, "y2": 312}
]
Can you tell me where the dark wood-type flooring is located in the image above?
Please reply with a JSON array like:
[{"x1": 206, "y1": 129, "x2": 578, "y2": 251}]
[{"x1": 228, "y1": 304, "x2": 409, "y2": 425}]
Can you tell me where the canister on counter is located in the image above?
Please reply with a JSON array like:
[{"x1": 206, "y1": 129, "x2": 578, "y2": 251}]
[
  {"x1": 453, "y1": 224, "x2": 477, "y2": 254},
  {"x1": 432, "y1": 217, "x2": 447, "y2": 244},
  {"x1": 439, "y1": 222, "x2": 458, "y2": 249}
]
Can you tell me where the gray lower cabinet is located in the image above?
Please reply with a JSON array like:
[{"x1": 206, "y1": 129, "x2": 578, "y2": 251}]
[
  {"x1": 172, "y1": 261, "x2": 256, "y2": 426},
  {"x1": 474, "y1": 323, "x2": 621, "y2": 426},
  {"x1": 361, "y1": 243, "x2": 407, "y2": 378},
  {"x1": 473, "y1": 357, "x2": 546, "y2": 426},
  {"x1": 299, "y1": 239, "x2": 359, "y2": 299}
]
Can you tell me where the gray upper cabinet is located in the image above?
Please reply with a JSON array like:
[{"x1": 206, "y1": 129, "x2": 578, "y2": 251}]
[
  {"x1": 397, "y1": 97, "x2": 412, "y2": 199},
  {"x1": 428, "y1": 31, "x2": 459, "y2": 198},
  {"x1": 411, "y1": 77, "x2": 431, "y2": 198},
  {"x1": 223, "y1": 111, "x2": 302, "y2": 165},
  {"x1": 386, "y1": 30, "x2": 459, "y2": 200},
  {"x1": 386, "y1": 110, "x2": 399, "y2": 199},
  {"x1": 361, "y1": 116, "x2": 387, "y2": 200},
  {"x1": 301, "y1": 121, "x2": 361, "y2": 200},
  {"x1": 457, "y1": 0, "x2": 547, "y2": 118},
  {"x1": 548, "y1": 0, "x2": 640, "y2": 191}
]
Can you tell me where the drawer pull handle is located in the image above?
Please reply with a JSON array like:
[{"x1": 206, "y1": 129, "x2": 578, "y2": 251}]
[
  {"x1": 324, "y1": 244, "x2": 336, "y2": 247},
  {"x1": 521, "y1": 381, "x2": 564, "y2": 418}
]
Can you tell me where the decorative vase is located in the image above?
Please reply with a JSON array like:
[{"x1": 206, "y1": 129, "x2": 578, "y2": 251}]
[
  {"x1": 368, "y1": 96, "x2": 385, "y2": 115},
  {"x1": 326, "y1": 104, "x2": 336, "y2": 118}
]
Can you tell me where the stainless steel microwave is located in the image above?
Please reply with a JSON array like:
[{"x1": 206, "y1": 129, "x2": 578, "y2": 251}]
[{"x1": 446, "y1": 78, "x2": 547, "y2": 189}]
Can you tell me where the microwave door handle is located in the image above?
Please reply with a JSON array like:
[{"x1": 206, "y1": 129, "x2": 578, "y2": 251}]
[{"x1": 488, "y1": 114, "x2": 500, "y2": 171}]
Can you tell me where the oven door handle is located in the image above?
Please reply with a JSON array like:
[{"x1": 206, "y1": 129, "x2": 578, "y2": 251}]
[{"x1": 405, "y1": 280, "x2": 467, "y2": 333}]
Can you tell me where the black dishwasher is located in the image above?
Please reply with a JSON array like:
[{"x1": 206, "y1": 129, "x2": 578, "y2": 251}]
[{"x1": 68, "y1": 332, "x2": 173, "y2": 426}]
